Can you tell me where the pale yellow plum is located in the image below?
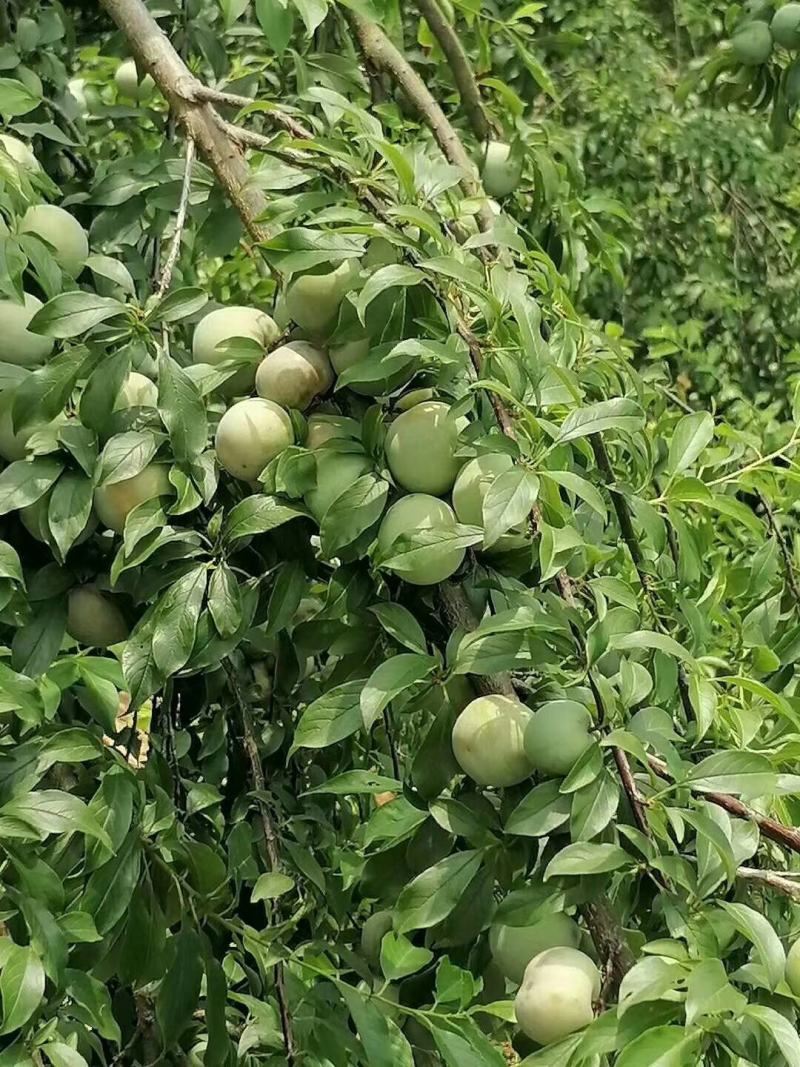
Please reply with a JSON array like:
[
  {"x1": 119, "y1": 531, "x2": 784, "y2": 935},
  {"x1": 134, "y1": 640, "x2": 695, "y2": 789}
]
[
  {"x1": 94, "y1": 464, "x2": 173, "y2": 533},
  {"x1": 192, "y1": 305, "x2": 279, "y2": 396},
  {"x1": 114, "y1": 58, "x2": 155, "y2": 101},
  {"x1": 481, "y1": 140, "x2": 523, "y2": 199},
  {"x1": 451, "y1": 694, "x2": 534, "y2": 787},
  {"x1": 305, "y1": 451, "x2": 370, "y2": 520},
  {"x1": 284, "y1": 260, "x2": 358, "y2": 335},
  {"x1": 114, "y1": 372, "x2": 158, "y2": 410},
  {"x1": 0, "y1": 293, "x2": 54, "y2": 367},
  {"x1": 20, "y1": 204, "x2": 89, "y2": 278},
  {"x1": 514, "y1": 947, "x2": 600, "y2": 1047},
  {"x1": 490, "y1": 914, "x2": 581, "y2": 984},
  {"x1": 385, "y1": 401, "x2": 466, "y2": 495},
  {"x1": 255, "y1": 340, "x2": 333, "y2": 411},
  {"x1": 377, "y1": 493, "x2": 464, "y2": 586},
  {"x1": 66, "y1": 586, "x2": 129, "y2": 648},
  {"x1": 214, "y1": 397, "x2": 294, "y2": 481}
]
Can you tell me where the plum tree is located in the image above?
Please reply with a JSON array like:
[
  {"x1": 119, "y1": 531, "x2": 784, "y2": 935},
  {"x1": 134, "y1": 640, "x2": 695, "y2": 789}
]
[
  {"x1": 66, "y1": 586, "x2": 129, "y2": 648},
  {"x1": 361, "y1": 909, "x2": 393, "y2": 967},
  {"x1": 114, "y1": 57, "x2": 155, "y2": 101},
  {"x1": 524, "y1": 699, "x2": 594, "y2": 777},
  {"x1": 451, "y1": 453, "x2": 527, "y2": 550},
  {"x1": 192, "y1": 306, "x2": 280, "y2": 395},
  {"x1": 377, "y1": 493, "x2": 464, "y2": 585},
  {"x1": 304, "y1": 449, "x2": 370, "y2": 520},
  {"x1": 451, "y1": 695, "x2": 535, "y2": 786},
  {"x1": 19, "y1": 204, "x2": 89, "y2": 278},
  {"x1": 114, "y1": 372, "x2": 158, "y2": 410},
  {"x1": 255, "y1": 340, "x2": 333, "y2": 410},
  {"x1": 384, "y1": 401, "x2": 465, "y2": 495},
  {"x1": 480, "y1": 141, "x2": 523, "y2": 198},
  {"x1": 772, "y1": 3, "x2": 800, "y2": 47},
  {"x1": 214, "y1": 397, "x2": 294, "y2": 481},
  {"x1": 514, "y1": 947, "x2": 600, "y2": 1046},
  {"x1": 284, "y1": 260, "x2": 358, "y2": 335},
  {"x1": 0, "y1": 134, "x2": 39, "y2": 170},
  {"x1": 0, "y1": 293, "x2": 54, "y2": 366},
  {"x1": 732, "y1": 21, "x2": 774, "y2": 63},
  {"x1": 489, "y1": 914, "x2": 581, "y2": 984},
  {"x1": 94, "y1": 464, "x2": 173, "y2": 533}
]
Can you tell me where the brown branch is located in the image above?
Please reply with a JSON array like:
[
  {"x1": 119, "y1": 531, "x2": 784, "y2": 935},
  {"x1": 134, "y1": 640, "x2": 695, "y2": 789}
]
[
  {"x1": 737, "y1": 866, "x2": 800, "y2": 902},
  {"x1": 648, "y1": 754, "x2": 800, "y2": 854},
  {"x1": 414, "y1": 0, "x2": 492, "y2": 143},
  {"x1": 759, "y1": 492, "x2": 800, "y2": 606},
  {"x1": 99, "y1": 0, "x2": 269, "y2": 241}
]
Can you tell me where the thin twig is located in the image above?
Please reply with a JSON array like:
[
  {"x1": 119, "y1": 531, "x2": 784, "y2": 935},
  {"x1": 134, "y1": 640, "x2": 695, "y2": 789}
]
[
  {"x1": 155, "y1": 136, "x2": 195, "y2": 298},
  {"x1": 414, "y1": 0, "x2": 492, "y2": 142},
  {"x1": 759, "y1": 492, "x2": 800, "y2": 606},
  {"x1": 737, "y1": 866, "x2": 800, "y2": 902}
]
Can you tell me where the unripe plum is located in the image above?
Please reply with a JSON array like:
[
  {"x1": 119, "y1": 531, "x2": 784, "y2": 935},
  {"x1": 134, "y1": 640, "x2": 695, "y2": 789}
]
[
  {"x1": 361, "y1": 909, "x2": 393, "y2": 967},
  {"x1": 385, "y1": 401, "x2": 465, "y2": 495},
  {"x1": 773, "y1": 3, "x2": 800, "y2": 48},
  {"x1": 255, "y1": 340, "x2": 333, "y2": 410},
  {"x1": 284, "y1": 260, "x2": 357, "y2": 335},
  {"x1": 523, "y1": 699, "x2": 593, "y2": 777},
  {"x1": 66, "y1": 586, "x2": 129, "y2": 648},
  {"x1": 732, "y1": 21, "x2": 774, "y2": 64},
  {"x1": 490, "y1": 914, "x2": 581, "y2": 984},
  {"x1": 0, "y1": 134, "x2": 38, "y2": 171},
  {"x1": 20, "y1": 204, "x2": 88, "y2": 278},
  {"x1": 377, "y1": 493, "x2": 464, "y2": 585},
  {"x1": 94, "y1": 463, "x2": 173, "y2": 533},
  {"x1": 214, "y1": 397, "x2": 294, "y2": 481},
  {"x1": 21, "y1": 491, "x2": 96, "y2": 546},
  {"x1": 481, "y1": 140, "x2": 523, "y2": 199},
  {"x1": 114, "y1": 371, "x2": 158, "y2": 410},
  {"x1": 0, "y1": 389, "x2": 58, "y2": 461},
  {"x1": 305, "y1": 450, "x2": 370, "y2": 520},
  {"x1": 451, "y1": 694, "x2": 534, "y2": 787},
  {"x1": 0, "y1": 293, "x2": 54, "y2": 367},
  {"x1": 514, "y1": 947, "x2": 600, "y2": 1047},
  {"x1": 192, "y1": 306, "x2": 279, "y2": 395},
  {"x1": 452, "y1": 452, "x2": 527, "y2": 550},
  {"x1": 306, "y1": 414, "x2": 355, "y2": 449},
  {"x1": 115, "y1": 58, "x2": 155, "y2": 102}
]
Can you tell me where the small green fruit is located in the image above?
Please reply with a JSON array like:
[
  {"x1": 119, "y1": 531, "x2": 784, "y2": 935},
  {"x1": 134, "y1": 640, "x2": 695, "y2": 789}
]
[
  {"x1": 305, "y1": 450, "x2": 370, "y2": 520},
  {"x1": 385, "y1": 401, "x2": 465, "y2": 495},
  {"x1": 772, "y1": 3, "x2": 800, "y2": 47},
  {"x1": 377, "y1": 493, "x2": 464, "y2": 585},
  {"x1": 94, "y1": 464, "x2": 173, "y2": 533},
  {"x1": 361, "y1": 909, "x2": 393, "y2": 967},
  {"x1": 490, "y1": 914, "x2": 581, "y2": 984},
  {"x1": 515, "y1": 947, "x2": 599, "y2": 1046},
  {"x1": 192, "y1": 305, "x2": 279, "y2": 396},
  {"x1": 115, "y1": 58, "x2": 155, "y2": 102},
  {"x1": 0, "y1": 389, "x2": 58, "y2": 461},
  {"x1": 255, "y1": 340, "x2": 333, "y2": 411},
  {"x1": 732, "y1": 20, "x2": 774, "y2": 63},
  {"x1": 451, "y1": 453, "x2": 527, "y2": 550},
  {"x1": 19, "y1": 204, "x2": 89, "y2": 278},
  {"x1": 786, "y1": 938, "x2": 800, "y2": 994},
  {"x1": 284, "y1": 260, "x2": 357, "y2": 336},
  {"x1": 214, "y1": 397, "x2": 294, "y2": 481},
  {"x1": 67, "y1": 586, "x2": 129, "y2": 648},
  {"x1": 524, "y1": 699, "x2": 593, "y2": 777},
  {"x1": 451, "y1": 694, "x2": 534, "y2": 787},
  {"x1": 0, "y1": 293, "x2": 54, "y2": 367},
  {"x1": 481, "y1": 140, "x2": 523, "y2": 199},
  {"x1": 114, "y1": 372, "x2": 158, "y2": 410}
]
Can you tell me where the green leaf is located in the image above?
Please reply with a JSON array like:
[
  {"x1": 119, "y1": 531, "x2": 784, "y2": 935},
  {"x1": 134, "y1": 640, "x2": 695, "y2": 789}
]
[
  {"x1": 151, "y1": 564, "x2": 208, "y2": 676},
  {"x1": 222, "y1": 495, "x2": 306, "y2": 543},
  {"x1": 207, "y1": 563, "x2": 241, "y2": 639},
  {"x1": 544, "y1": 842, "x2": 631, "y2": 879},
  {"x1": 0, "y1": 790, "x2": 111, "y2": 847},
  {"x1": 395, "y1": 850, "x2": 482, "y2": 933},
  {"x1": 48, "y1": 472, "x2": 94, "y2": 559},
  {"x1": 369, "y1": 602, "x2": 428, "y2": 655},
  {"x1": 380, "y1": 931, "x2": 433, "y2": 981},
  {"x1": 611, "y1": 630, "x2": 694, "y2": 664},
  {"x1": 340, "y1": 984, "x2": 414, "y2": 1067},
  {"x1": 0, "y1": 541, "x2": 23, "y2": 584},
  {"x1": 0, "y1": 458, "x2": 62, "y2": 516},
  {"x1": 320, "y1": 474, "x2": 388, "y2": 557},
  {"x1": 614, "y1": 1026, "x2": 701, "y2": 1067},
  {"x1": 252, "y1": 873, "x2": 295, "y2": 902},
  {"x1": 64, "y1": 968, "x2": 120, "y2": 1042},
  {"x1": 157, "y1": 353, "x2": 208, "y2": 461},
  {"x1": 356, "y1": 264, "x2": 422, "y2": 324},
  {"x1": 81, "y1": 832, "x2": 141, "y2": 934},
  {"x1": 11, "y1": 347, "x2": 89, "y2": 432},
  {"x1": 686, "y1": 751, "x2": 776, "y2": 796},
  {"x1": 96, "y1": 430, "x2": 159, "y2": 487},
  {"x1": 505, "y1": 780, "x2": 572, "y2": 837},
  {"x1": 482, "y1": 467, "x2": 538, "y2": 548},
  {"x1": 0, "y1": 945, "x2": 44, "y2": 1035},
  {"x1": 0, "y1": 78, "x2": 40, "y2": 116},
  {"x1": 747, "y1": 1003, "x2": 800, "y2": 1066},
  {"x1": 667, "y1": 411, "x2": 714, "y2": 475},
  {"x1": 541, "y1": 469, "x2": 607, "y2": 520},
  {"x1": 255, "y1": 0, "x2": 294, "y2": 52},
  {"x1": 155, "y1": 927, "x2": 204, "y2": 1049},
  {"x1": 718, "y1": 902, "x2": 786, "y2": 989},
  {"x1": 41, "y1": 1044, "x2": 87, "y2": 1067},
  {"x1": 291, "y1": 679, "x2": 365, "y2": 752},
  {"x1": 360, "y1": 653, "x2": 439, "y2": 730},
  {"x1": 28, "y1": 292, "x2": 125, "y2": 338},
  {"x1": 147, "y1": 286, "x2": 208, "y2": 324},
  {"x1": 554, "y1": 398, "x2": 644, "y2": 444},
  {"x1": 304, "y1": 770, "x2": 401, "y2": 796}
]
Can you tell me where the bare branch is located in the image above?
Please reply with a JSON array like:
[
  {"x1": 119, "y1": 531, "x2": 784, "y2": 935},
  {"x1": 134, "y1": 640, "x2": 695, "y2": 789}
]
[
  {"x1": 156, "y1": 136, "x2": 195, "y2": 298},
  {"x1": 414, "y1": 0, "x2": 492, "y2": 142},
  {"x1": 738, "y1": 867, "x2": 800, "y2": 902}
]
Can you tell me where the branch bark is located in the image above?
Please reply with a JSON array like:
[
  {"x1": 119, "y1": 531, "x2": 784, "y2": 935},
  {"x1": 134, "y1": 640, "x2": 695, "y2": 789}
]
[
  {"x1": 737, "y1": 867, "x2": 800, "y2": 902},
  {"x1": 99, "y1": 0, "x2": 269, "y2": 241},
  {"x1": 414, "y1": 0, "x2": 491, "y2": 143}
]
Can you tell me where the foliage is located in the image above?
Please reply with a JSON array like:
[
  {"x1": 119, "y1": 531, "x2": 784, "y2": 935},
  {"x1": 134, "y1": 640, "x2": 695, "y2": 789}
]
[{"x1": 0, "y1": 1, "x2": 799, "y2": 1066}]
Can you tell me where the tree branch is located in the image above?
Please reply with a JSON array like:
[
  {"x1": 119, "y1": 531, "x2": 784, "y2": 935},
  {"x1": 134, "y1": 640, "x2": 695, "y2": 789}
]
[
  {"x1": 414, "y1": 0, "x2": 491, "y2": 142},
  {"x1": 155, "y1": 136, "x2": 195, "y2": 298},
  {"x1": 737, "y1": 866, "x2": 800, "y2": 902}
]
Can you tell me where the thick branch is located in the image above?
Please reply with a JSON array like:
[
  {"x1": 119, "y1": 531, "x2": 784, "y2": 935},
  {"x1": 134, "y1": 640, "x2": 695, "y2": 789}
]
[
  {"x1": 414, "y1": 0, "x2": 491, "y2": 142},
  {"x1": 737, "y1": 867, "x2": 800, "y2": 902},
  {"x1": 98, "y1": 0, "x2": 269, "y2": 241}
]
